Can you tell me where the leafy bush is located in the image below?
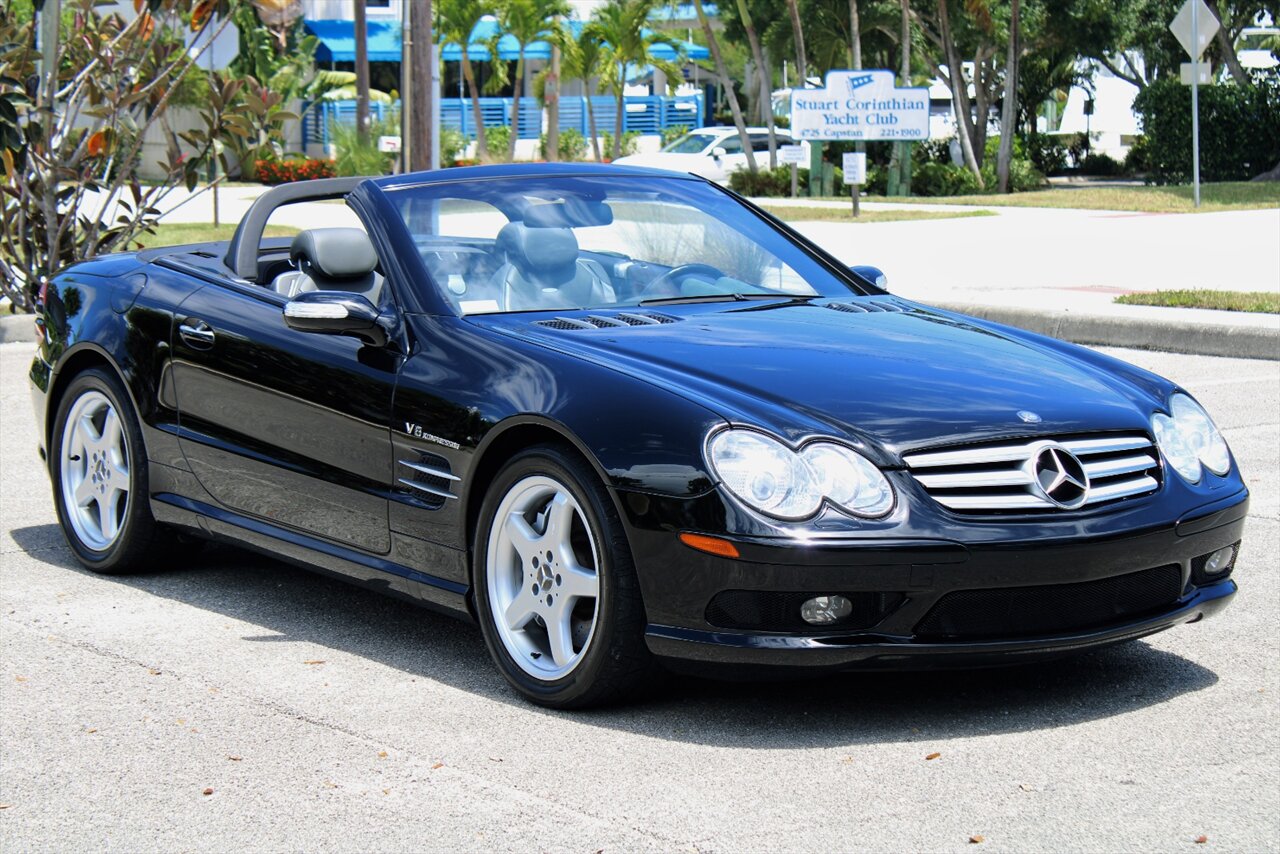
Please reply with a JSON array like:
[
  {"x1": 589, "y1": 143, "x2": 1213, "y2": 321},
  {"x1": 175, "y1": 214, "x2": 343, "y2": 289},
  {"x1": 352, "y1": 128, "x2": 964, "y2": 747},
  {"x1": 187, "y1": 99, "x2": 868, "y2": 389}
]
[
  {"x1": 912, "y1": 161, "x2": 985, "y2": 196},
  {"x1": 441, "y1": 127, "x2": 467, "y2": 164},
  {"x1": 1080, "y1": 152, "x2": 1123, "y2": 176},
  {"x1": 484, "y1": 126, "x2": 513, "y2": 162},
  {"x1": 601, "y1": 130, "x2": 641, "y2": 158},
  {"x1": 329, "y1": 111, "x2": 400, "y2": 177},
  {"x1": 727, "y1": 165, "x2": 846, "y2": 196},
  {"x1": 1025, "y1": 133, "x2": 1068, "y2": 175},
  {"x1": 255, "y1": 157, "x2": 337, "y2": 184},
  {"x1": 540, "y1": 128, "x2": 588, "y2": 161},
  {"x1": 1123, "y1": 135, "x2": 1152, "y2": 175},
  {"x1": 1132, "y1": 75, "x2": 1280, "y2": 184},
  {"x1": 661, "y1": 124, "x2": 690, "y2": 147}
]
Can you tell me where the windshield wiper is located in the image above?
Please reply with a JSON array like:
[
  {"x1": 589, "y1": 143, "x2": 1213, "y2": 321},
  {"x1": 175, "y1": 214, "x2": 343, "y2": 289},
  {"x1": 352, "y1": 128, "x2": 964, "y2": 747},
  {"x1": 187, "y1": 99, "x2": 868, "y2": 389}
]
[{"x1": 640, "y1": 293, "x2": 820, "y2": 306}]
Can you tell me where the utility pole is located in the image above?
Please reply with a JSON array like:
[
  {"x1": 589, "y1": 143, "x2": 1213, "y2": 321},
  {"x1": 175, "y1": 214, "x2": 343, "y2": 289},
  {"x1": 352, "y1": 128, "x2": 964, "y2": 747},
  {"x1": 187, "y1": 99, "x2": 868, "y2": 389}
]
[
  {"x1": 409, "y1": 0, "x2": 434, "y2": 172},
  {"x1": 37, "y1": 0, "x2": 61, "y2": 269},
  {"x1": 401, "y1": 0, "x2": 412, "y2": 171},
  {"x1": 355, "y1": 0, "x2": 370, "y2": 146}
]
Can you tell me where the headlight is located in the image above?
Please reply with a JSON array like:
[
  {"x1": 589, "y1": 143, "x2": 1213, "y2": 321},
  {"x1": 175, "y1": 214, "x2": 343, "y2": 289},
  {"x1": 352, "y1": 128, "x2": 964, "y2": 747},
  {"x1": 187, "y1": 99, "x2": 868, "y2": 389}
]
[
  {"x1": 1151, "y1": 393, "x2": 1231, "y2": 483},
  {"x1": 707, "y1": 430, "x2": 894, "y2": 520}
]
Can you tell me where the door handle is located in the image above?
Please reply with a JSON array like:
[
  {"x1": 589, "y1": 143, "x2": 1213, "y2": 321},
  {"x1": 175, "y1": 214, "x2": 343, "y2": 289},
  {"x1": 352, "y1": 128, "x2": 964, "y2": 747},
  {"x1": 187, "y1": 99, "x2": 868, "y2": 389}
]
[{"x1": 179, "y1": 319, "x2": 216, "y2": 349}]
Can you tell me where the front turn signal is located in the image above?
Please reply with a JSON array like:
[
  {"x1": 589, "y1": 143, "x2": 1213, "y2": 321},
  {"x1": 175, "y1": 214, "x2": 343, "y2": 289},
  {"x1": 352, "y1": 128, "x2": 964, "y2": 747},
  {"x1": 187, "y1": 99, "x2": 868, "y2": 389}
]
[{"x1": 678, "y1": 532, "x2": 740, "y2": 559}]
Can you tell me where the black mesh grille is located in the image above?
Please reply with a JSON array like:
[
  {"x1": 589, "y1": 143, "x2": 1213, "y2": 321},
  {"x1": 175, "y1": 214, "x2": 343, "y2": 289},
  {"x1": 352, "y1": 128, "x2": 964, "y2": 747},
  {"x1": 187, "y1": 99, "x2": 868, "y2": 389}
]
[
  {"x1": 534, "y1": 318, "x2": 591, "y2": 330},
  {"x1": 1191, "y1": 541, "x2": 1240, "y2": 585},
  {"x1": 535, "y1": 312, "x2": 678, "y2": 330},
  {"x1": 706, "y1": 590, "x2": 905, "y2": 632},
  {"x1": 826, "y1": 300, "x2": 908, "y2": 314},
  {"x1": 914, "y1": 564, "x2": 1183, "y2": 640}
]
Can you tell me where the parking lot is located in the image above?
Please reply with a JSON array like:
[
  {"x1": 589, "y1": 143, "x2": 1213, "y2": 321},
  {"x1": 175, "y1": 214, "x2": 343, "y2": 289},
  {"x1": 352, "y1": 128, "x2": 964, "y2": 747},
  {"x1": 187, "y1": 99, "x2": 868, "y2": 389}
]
[{"x1": 1, "y1": 340, "x2": 1277, "y2": 852}]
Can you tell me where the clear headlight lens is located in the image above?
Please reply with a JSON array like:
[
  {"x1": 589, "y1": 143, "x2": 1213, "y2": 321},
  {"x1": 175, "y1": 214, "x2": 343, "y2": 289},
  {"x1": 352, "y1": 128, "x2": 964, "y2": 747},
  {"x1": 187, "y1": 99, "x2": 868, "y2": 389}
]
[
  {"x1": 801, "y1": 442, "x2": 895, "y2": 517},
  {"x1": 707, "y1": 430, "x2": 893, "y2": 520},
  {"x1": 1152, "y1": 393, "x2": 1232, "y2": 483}
]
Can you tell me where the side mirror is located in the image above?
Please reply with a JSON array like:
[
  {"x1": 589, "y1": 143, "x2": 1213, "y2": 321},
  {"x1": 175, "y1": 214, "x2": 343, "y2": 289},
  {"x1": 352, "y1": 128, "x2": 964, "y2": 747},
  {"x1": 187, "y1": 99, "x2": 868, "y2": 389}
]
[
  {"x1": 283, "y1": 290, "x2": 389, "y2": 348},
  {"x1": 711, "y1": 147, "x2": 727, "y2": 160},
  {"x1": 850, "y1": 265, "x2": 888, "y2": 291}
]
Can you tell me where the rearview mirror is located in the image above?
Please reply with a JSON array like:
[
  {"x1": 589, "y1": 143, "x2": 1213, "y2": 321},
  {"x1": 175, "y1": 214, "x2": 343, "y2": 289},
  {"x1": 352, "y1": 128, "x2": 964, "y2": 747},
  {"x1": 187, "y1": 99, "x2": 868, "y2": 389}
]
[
  {"x1": 283, "y1": 291, "x2": 389, "y2": 348},
  {"x1": 711, "y1": 147, "x2": 727, "y2": 159},
  {"x1": 850, "y1": 265, "x2": 888, "y2": 291}
]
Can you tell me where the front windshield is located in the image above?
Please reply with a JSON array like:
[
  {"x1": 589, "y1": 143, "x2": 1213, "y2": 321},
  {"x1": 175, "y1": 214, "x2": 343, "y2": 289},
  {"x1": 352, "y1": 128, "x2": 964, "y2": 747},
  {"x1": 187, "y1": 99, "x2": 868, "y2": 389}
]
[
  {"x1": 387, "y1": 175, "x2": 861, "y2": 315},
  {"x1": 660, "y1": 133, "x2": 718, "y2": 154}
]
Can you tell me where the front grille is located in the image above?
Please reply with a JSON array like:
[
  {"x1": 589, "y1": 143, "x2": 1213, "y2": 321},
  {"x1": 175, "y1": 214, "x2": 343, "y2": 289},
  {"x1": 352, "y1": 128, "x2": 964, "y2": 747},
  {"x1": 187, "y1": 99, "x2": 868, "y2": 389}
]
[
  {"x1": 903, "y1": 433, "x2": 1161, "y2": 513},
  {"x1": 914, "y1": 564, "x2": 1183, "y2": 640},
  {"x1": 705, "y1": 590, "x2": 905, "y2": 632}
]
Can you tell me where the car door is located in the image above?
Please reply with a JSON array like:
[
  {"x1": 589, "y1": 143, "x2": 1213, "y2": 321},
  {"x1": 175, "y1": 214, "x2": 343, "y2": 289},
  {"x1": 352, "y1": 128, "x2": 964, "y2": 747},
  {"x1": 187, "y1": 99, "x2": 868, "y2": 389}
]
[
  {"x1": 714, "y1": 135, "x2": 748, "y2": 181},
  {"x1": 169, "y1": 275, "x2": 399, "y2": 555}
]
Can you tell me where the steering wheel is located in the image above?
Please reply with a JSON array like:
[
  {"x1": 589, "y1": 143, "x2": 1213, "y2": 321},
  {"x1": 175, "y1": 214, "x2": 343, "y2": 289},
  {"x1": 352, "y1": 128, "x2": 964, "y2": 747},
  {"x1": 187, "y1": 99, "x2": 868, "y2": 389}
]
[{"x1": 640, "y1": 264, "x2": 727, "y2": 300}]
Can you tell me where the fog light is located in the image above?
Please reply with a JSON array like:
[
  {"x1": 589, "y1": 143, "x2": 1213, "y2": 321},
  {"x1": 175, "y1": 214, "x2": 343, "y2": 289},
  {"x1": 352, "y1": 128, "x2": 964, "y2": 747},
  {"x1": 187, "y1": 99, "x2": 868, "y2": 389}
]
[
  {"x1": 1203, "y1": 546, "x2": 1234, "y2": 575},
  {"x1": 800, "y1": 595, "x2": 853, "y2": 626}
]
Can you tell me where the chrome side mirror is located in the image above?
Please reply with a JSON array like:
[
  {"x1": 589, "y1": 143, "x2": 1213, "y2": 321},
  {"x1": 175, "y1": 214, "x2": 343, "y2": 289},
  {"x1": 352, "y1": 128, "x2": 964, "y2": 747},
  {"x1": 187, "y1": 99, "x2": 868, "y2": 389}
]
[
  {"x1": 283, "y1": 291, "x2": 388, "y2": 348},
  {"x1": 850, "y1": 265, "x2": 888, "y2": 291}
]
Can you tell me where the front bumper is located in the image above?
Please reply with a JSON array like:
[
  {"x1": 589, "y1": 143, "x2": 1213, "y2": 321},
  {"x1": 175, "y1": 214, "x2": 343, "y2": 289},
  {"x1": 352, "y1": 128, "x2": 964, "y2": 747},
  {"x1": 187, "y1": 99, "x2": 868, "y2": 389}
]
[{"x1": 620, "y1": 487, "x2": 1248, "y2": 673}]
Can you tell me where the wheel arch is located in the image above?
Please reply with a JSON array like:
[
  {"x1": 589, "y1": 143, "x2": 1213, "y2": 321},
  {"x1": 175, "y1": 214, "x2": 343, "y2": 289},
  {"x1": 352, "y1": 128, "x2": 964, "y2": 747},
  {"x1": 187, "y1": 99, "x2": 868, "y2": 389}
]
[{"x1": 45, "y1": 344, "x2": 147, "y2": 465}]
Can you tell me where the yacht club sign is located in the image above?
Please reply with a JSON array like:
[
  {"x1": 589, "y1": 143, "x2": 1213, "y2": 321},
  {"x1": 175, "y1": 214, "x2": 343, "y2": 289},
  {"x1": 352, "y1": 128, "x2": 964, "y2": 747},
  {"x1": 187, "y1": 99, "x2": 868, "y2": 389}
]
[{"x1": 790, "y1": 70, "x2": 931, "y2": 141}]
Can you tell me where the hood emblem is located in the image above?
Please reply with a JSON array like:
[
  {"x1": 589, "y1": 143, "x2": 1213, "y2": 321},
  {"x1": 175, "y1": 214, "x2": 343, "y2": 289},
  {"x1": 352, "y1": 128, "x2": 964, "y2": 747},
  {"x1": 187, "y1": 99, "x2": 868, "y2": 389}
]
[
  {"x1": 1017, "y1": 410, "x2": 1042, "y2": 424},
  {"x1": 1028, "y1": 444, "x2": 1090, "y2": 509}
]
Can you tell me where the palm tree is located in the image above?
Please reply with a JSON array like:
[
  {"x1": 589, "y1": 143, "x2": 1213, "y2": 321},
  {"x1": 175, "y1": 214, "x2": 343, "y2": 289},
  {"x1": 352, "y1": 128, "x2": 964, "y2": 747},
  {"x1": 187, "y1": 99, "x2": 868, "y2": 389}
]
[
  {"x1": 495, "y1": 0, "x2": 570, "y2": 161},
  {"x1": 557, "y1": 25, "x2": 607, "y2": 162},
  {"x1": 691, "y1": 0, "x2": 755, "y2": 173},
  {"x1": 438, "y1": 0, "x2": 496, "y2": 160},
  {"x1": 592, "y1": 0, "x2": 683, "y2": 160},
  {"x1": 732, "y1": 0, "x2": 776, "y2": 168}
]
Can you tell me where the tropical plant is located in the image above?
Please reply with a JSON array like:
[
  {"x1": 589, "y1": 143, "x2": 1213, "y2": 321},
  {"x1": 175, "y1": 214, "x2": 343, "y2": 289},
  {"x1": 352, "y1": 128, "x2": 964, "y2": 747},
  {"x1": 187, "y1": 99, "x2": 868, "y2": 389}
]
[
  {"x1": 556, "y1": 22, "x2": 607, "y2": 161},
  {"x1": 437, "y1": 0, "x2": 496, "y2": 159},
  {"x1": 0, "y1": 1, "x2": 254, "y2": 313},
  {"x1": 590, "y1": 0, "x2": 683, "y2": 160},
  {"x1": 330, "y1": 110, "x2": 400, "y2": 177},
  {"x1": 491, "y1": 0, "x2": 571, "y2": 161},
  {"x1": 541, "y1": 128, "x2": 587, "y2": 161},
  {"x1": 485, "y1": 125, "x2": 513, "y2": 162},
  {"x1": 691, "y1": 0, "x2": 756, "y2": 173}
]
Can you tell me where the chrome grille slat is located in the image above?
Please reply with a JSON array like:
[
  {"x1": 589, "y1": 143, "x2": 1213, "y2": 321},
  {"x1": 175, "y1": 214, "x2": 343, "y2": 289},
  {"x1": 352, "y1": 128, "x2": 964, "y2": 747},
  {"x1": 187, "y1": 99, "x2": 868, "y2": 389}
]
[
  {"x1": 398, "y1": 460, "x2": 461, "y2": 481},
  {"x1": 397, "y1": 478, "x2": 459, "y2": 500},
  {"x1": 904, "y1": 433, "x2": 1160, "y2": 513}
]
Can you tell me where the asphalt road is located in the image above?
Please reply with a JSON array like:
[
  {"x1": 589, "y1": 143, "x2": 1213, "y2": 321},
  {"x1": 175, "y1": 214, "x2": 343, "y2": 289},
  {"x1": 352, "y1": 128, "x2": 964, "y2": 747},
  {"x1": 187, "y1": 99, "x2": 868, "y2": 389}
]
[{"x1": 1, "y1": 341, "x2": 1277, "y2": 852}]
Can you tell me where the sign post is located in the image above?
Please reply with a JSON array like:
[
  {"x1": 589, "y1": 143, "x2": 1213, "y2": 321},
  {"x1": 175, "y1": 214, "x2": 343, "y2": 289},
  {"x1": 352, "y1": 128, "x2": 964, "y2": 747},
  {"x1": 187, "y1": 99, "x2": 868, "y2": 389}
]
[
  {"x1": 779, "y1": 144, "x2": 807, "y2": 198},
  {"x1": 790, "y1": 70, "x2": 930, "y2": 207},
  {"x1": 1169, "y1": 0, "x2": 1219, "y2": 208},
  {"x1": 842, "y1": 152, "x2": 867, "y2": 218}
]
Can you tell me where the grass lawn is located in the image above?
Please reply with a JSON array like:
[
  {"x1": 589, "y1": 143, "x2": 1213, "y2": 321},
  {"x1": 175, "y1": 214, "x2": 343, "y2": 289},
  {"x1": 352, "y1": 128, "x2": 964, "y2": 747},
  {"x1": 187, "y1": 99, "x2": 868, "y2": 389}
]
[
  {"x1": 1115, "y1": 289, "x2": 1280, "y2": 314},
  {"x1": 759, "y1": 206, "x2": 996, "y2": 224},
  {"x1": 873, "y1": 182, "x2": 1280, "y2": 213},
  {"x1": 131, "y1": 222, "x2": 299, "y2": 249}
]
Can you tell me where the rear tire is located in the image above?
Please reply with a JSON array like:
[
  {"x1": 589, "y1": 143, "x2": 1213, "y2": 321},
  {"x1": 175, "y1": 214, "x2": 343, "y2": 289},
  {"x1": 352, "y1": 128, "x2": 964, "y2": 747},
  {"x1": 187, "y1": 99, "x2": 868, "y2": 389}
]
[
  {"x1": 50, "y1": 368, "x2": 178, "y2": 574},
  {"x1": 473, "y1": 444, "x2": 660, "y2": 708}
]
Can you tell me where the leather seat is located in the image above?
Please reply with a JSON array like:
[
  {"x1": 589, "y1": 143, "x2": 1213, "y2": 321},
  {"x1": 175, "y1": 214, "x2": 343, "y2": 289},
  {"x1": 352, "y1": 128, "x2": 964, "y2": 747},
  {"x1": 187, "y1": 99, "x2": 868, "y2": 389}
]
[
  {"x1": 273, "y1": 228, "x2": 383, "y2": 304},
  {"x1": 490, "y1": 222, "x2": 614, "y2": 311}
]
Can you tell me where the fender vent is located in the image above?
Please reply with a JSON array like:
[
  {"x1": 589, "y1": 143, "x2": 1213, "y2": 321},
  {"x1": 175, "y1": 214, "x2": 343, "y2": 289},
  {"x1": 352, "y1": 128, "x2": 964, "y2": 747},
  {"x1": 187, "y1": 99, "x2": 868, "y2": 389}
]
[
  {"x1": 534, "y1": 312, "x2": 679, "y2": 331},
  {"x1": 396, "y1": 451, "x2": 459, "y2": 509},
  {"x1": 826, "y1": 299, "x2": 909, "y2": 314}
]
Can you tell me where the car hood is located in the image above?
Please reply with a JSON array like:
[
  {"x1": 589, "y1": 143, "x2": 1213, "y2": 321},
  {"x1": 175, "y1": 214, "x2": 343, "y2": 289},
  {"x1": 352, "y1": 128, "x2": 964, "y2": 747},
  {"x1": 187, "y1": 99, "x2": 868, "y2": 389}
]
[{"x1": 473, "y1": 300, "x2": 1166, "y2": 460}]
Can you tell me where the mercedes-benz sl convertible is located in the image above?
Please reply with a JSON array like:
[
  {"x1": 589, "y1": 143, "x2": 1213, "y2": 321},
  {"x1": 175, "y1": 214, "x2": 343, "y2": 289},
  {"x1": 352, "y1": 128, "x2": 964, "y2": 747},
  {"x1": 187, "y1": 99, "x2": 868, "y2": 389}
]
[{"x1": 30, "y1": 165, "x2": 1247, "y2": 708}]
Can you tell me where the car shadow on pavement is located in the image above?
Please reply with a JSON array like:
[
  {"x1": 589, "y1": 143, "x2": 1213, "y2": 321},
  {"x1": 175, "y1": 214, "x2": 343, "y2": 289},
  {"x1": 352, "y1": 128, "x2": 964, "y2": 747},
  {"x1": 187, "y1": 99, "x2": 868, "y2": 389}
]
[{"x1": 9, "y1": 524, "x2": 1220, "y2": 748}]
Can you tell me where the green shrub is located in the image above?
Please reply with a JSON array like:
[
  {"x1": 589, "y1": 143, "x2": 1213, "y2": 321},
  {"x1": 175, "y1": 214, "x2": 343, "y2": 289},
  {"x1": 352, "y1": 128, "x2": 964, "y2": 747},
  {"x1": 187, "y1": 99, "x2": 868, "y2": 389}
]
[
  {"x1": 1123, "y1": 135, "x2": 1152, "y2": 175},
  {"x1": 1080, "y1": 152, "x2": 1123, "y2": 176},
  {"x1": 601, "y1": 130, "x2": 641, "y2": 158},
  {"x1": 912, "y1": 161, "x2": 984, "y2": 196},
  {"x1": 484, "y1": 126, "x2": 513, "y2": 162},
  {"x1": 441, "y1": 127, "x2": 467, "y2": 164},
  {"x1": 1025, "y1": 133, "x2": 1068, "y2": 175},
  {"x1": 1132, "y1": 74, "x2": 1280, "y2": 184},
  {"x1": 330, "y1": 112, "x2": 399, "y2": 177},
  {"x1": 540, "y1": 128, "x2": 588, "y2": 161},
  {"x1": 661, "y1": 125, "x2": 690, "y2": 147}
]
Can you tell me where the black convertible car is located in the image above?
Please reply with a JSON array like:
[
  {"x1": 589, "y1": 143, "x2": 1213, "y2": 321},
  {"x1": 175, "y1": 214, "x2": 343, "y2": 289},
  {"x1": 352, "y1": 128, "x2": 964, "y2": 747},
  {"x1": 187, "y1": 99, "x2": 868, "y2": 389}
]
[{"x1": 30, "y1": 165, "x2": 1247, "y2": 708}]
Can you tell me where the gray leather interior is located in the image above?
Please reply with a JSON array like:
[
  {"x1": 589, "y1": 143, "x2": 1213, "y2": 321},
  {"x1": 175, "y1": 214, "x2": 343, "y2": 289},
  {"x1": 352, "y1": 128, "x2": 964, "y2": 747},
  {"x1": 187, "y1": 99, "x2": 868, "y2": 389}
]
[
  {"x1": 274, "y1": 228, "x2": 383, "y2": 303},
  {"x1": 490, "y1": 222, "x2": 614, "y2": 311}
]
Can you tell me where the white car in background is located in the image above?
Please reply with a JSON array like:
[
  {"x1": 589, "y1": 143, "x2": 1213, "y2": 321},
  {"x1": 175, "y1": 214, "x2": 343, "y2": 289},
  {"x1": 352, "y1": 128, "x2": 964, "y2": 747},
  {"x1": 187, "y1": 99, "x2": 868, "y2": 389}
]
[{"x1": 614, "y1": 126, "x2": 804, "y2": 184}]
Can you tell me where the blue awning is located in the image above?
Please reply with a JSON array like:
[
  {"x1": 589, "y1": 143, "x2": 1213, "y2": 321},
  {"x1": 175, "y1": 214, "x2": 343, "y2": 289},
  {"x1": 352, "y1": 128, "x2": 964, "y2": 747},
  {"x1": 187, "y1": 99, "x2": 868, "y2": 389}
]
[{"x1": 306, "y1": 18, "x2": 708, "y2": 65}]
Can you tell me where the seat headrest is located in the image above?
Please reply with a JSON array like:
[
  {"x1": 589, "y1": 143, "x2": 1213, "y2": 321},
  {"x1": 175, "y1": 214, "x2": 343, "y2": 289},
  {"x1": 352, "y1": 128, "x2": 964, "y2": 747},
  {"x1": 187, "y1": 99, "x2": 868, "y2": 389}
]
[
  {"x1": 291, "y1": 228, "x2": 377, "y2": 279},
  {"x1": 496, "y1": 222, "x2": 578, "y2": 285}
]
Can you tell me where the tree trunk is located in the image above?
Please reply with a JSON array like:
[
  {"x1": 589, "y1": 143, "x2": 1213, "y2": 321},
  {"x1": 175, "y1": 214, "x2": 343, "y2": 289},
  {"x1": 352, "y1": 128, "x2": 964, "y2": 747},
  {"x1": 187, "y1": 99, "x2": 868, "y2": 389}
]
[
  {"x1": 937, "y1": 0, "x2": 983, "y2": 186},
  {"x1": 586, "y1": 88, "x2": 602, "y2": 161},
  {"x1": 996, "y1": 0, "x2": 1019, "y2": 193},
  {"x1": 786, "y1": 0, "x2": 807, "y2": 85},
  {"x1": 736, "y1": 0, "x2": 776, "y2": 168},
  {"x1": 972, "y1": 51, "x2": 989, "y2": 164},
  {"x1": 761, "y1": 46, "x2": 777, "y2": 168},
  {"x1": 546, "y1": 39, "x2": 561, "y2": 161},
  {"x1": 694, "y1": 0, "x2": 755, "y2": 172},
  {"x1": 354, "y1": 0, "x2": 370, "y2": 146},
  {"x1": 509, "y1": 48, "x2": 524, "y2": 162},
  {"x1": 409, "y1": 0, "x2": 433, "y2": 172},
  {"x1": 1213, "y1": 25, "x2": 1251, "y2": 86},
  {"x1": 461, "y1": 54, "x2": 488, "y2": 159},
  {"x1": 848, "y1": 0, "x2": 862, "y2": 70},
  {"x1": 613, "y1": 61, "x2": 625, "y2": 159},
  {"x1": 887, "y1": 0, "x2": 910, "y2": 195}
]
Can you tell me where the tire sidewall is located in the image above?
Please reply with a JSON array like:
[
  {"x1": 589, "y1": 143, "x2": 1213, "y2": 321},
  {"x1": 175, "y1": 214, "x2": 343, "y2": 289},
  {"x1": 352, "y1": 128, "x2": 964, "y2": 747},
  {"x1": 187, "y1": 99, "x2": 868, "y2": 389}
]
[
  {"x1": 473, "y1": 446, "x2": 631, "y2": 707},
  {"x1": 50, "y1": 368, "x2": 151, "y2": 572}
]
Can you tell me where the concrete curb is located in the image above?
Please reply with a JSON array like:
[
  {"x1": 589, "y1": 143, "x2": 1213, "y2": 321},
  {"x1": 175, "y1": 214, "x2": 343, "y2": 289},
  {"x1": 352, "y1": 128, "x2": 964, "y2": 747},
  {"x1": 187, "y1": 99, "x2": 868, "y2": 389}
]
[
  {"x1": 4, "y1": 304, "x2": 1277, "y2": 360},
  {"x1": 0, "y1": 314, "x2": 35, "y2": 344},
  {"x1": 937, "y1": 303, "x2": 1279, "y2": 361}
]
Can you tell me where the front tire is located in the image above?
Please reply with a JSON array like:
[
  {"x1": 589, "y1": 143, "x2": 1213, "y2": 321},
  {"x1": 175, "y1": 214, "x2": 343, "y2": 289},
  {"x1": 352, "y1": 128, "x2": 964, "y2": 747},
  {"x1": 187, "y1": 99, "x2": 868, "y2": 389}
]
[
  {"x1": 473, "y1": 445, "x2": 658, "y2": 708},
  {"x1": 50, "y1": 368, "x2": 175, "y2": 574}
]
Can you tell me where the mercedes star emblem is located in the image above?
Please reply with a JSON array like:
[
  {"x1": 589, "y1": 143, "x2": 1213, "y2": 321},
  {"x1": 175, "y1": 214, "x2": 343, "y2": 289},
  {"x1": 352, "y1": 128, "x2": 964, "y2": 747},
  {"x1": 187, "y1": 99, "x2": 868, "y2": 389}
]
[
  {"x1": 1017, "y1": 410, "x2": 1042, "y2": 423},
  {"x1": 1029, "y1": 444, "x2": 1090, "y2": 509}
]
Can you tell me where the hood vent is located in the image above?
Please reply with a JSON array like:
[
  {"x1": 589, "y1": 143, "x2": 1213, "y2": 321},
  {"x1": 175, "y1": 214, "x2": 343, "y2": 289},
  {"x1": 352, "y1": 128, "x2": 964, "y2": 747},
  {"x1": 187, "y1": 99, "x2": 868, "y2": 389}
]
[
  {"x1": 826, "y1": 299, "x2": 911, "y2": 314},
  {"x1": 535, "y1": 312, "x2": 678, "y2": 331}
]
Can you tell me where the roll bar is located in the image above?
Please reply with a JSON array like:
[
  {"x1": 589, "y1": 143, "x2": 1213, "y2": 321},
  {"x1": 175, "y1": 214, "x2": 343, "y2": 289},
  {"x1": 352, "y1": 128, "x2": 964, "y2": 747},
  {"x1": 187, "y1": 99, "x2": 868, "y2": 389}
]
[{"x1": 224, "y1": 177, "x2": 369, "y2": 280}]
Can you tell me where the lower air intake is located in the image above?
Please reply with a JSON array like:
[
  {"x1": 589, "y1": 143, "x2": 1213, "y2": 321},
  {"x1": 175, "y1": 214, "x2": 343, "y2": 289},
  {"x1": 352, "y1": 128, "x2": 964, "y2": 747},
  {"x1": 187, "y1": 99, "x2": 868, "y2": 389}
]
[
  {"x1": 705, "y1": 590, "x2": 904, "y2": 632},
  {"x1": 914, "y1": 564, "x2": 1183, "y2": 640}
]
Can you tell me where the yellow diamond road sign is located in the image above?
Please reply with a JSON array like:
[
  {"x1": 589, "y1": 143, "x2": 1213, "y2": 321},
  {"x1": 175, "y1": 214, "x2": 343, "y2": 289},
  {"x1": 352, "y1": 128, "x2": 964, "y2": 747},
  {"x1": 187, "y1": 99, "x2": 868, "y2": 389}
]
[{"x1": 1169, "y1": 0, "x2": 1220, "y2": 61}]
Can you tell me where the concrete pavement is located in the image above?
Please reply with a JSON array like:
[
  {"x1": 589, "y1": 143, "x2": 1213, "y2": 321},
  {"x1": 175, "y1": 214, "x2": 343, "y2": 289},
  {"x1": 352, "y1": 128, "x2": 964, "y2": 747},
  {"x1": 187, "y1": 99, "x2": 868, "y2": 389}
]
[{"x1": 2, "y1": 340, "x2": 1277, "y2": 851}]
